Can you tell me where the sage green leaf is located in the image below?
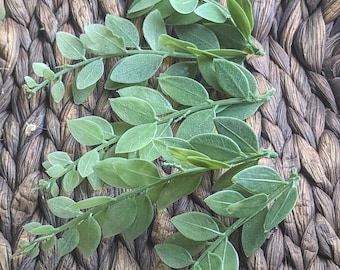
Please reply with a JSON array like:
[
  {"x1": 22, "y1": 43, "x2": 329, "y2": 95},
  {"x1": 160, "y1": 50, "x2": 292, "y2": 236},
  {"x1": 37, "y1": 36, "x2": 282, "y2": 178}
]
[
  {"x1": 231, "y1": 165, "x2": 287, "y2": 194},
  {"x1": 205, "y1": 190, "x2": 245, "y2": 216},
  {"x1": 214, "y1": 59, "x2": 257, "y2": 98},
  {"x1": 76, "y1": 59, "x2": 104, "y2": 90},
  {"x1": 242, "y1": 208, "x2": 268, "y2": 257},
  {"x1": 32, "y1": 63, "x2": 54, "y2": 79},
  {"x1": 93, "y1": 158, "x2": 131, "y2": 188},
  {"x1": 115, "y1": 122, "x2": 157, "y2": 153},
  {"x1": 169, "y1": 0, "x2": 198, "y2": 14},
  {"x1": 157, "y1": 173, "x2": 202, "y2": 209},
  {"x1": 77, "y1": 150, "x2": 99, "y2": 178},
  {"x1": 51, "y1": 80, "x2": 65, "y2": 103},
  {"x1": 47, "y1": 151, "x2": 72, "y2": 167},
  {"x1": 164, "y1": 61, "x2": 197, "y2": 78},
  {"x1": 214, "y1": 117, "x2": 259, "y2": 154},
  {"x1": 72, "y1": 80, "x2": 96, "y2": 105},
  {"x1": 212, "y1": 161, "x2": 257, "y2": 191},
  {"x1": 165, "y1": 232, "x2": 206, "y2": 256},
  {"x1": 24, "y1": 76, "x2": 38, "y2": 88},
  {"x1": 216, "y1": 102, "x2": 262, "y2": 120},
  {"x1": 118, "y1": 86, "x2": 174, "y2": 115},
  {"x1": 197, "y1": 56, "x2": 221, "y2": 91},
  {"x1": 165, "y1": 11, "x2": 202, "y2": 25},
  {"x1": 155, "y1": 243, "x2": 195, "y2": 268},
  {"x1": 146, "y1": 182, "x2": 167, "y2": 203},
  {"x1": 205, "y1": 49, "x2": 248, "y2": 58},
  {"x1": 264, "y1": 186, "x2": 298, "y2": 232},
  {"x1": 47, "y1": 196, "x2": 80, "y2": 218},
  {"x1": 112, "y1": 159, "x2": 161, "y2": 187},
  {"x1": 100, "y1": 198, "x2": 137, "y2": 238},
  {"x1": 76, "y1": 216, "x2": 101, "y2": 257},
  {"x1": 56, "y1": 32, "x2": 86, "y2": 60},
  {"x1": 79, "y1": 116, "x2": 114, "y2": 139},
  {"x1": 196, "y1": 252, "x2": 222, "y2": 270},
  {"x1": 104, "y1": 77, "x2": 147, "y2": 91},
  {"x1": 226, "y1": 193, "x2": 268, "y2": 218},
  {"x1": 153, "y1": 0, "x2": 175, "y2": 17},
  {"x1": 124, "y1": 194, "x2": 154, "y2": 240},
  {"x1": 28, "y1": 243, "x2": 40, "y2": 259},
  {"x1": 159, "y1": 34, "x2": 197, "y2": 53},
  {"x1": 214, "y1": 239, "x2": 239, "y2": 270},
  {"x1": 189, "y1": 133, "x2": 243, "y2": 162},
  {"x1": 110, "y1": 97, "x2": 157, "y2": 126},
  {"x1": 228, "y1": 0, "x2": 252, "y2": 37},
  {"x1": 176, "y1": 109, "x2": 215, "y2": 139},
  {"x1": 57, "y1": 229, "x2": 80, "y2": 257},
  {"x1": 46, "y1": 164, "x2": 66, "y2": 178},
  {"x1": 62, "y1": 169, "x2": 81, "y2": 194},
  {"x1": 28, "y1": 224, "x2": 56, "y2": 235},
  {"x1": 143, "y1": 9, "x2": 166, "y2": 50},
  {"x1": 194, "y1": 2, "x2": 229, "y2": 23},
  {"x1": 70, "y1": 196, "x2": 113, "y2": 210},
  {"x1": 205, "y1": 23, "x2": 248, "y2": 50},
  {"x1": 127, "y1": 0, "x2": 161, "y2": 17},
  {"x1": 175, "y1": 24, "x2": 219, "y2": 50},
  {"x1": 186, "y1": 156, "x2": 230, "y2": 169},
  {"x1": 41, "y1": 236, "x2": 56, "y2": 252},
  {"x1": 110, "y1": 54, "x2": 163, "y2": 84},
  {"x1": 171, "y1": 212, "x2": 222, "y2": 241},
  {"x1": 105, "y1": 15, "x2": 140, "y2": 48},
  {"x1": 159, "y1": 76, "x2": 210, "y2": 106},
  {"x1": 235, "y1": 0, "x2": 254, "y2": 30},
  {"x1": 167, "y1": 146, "x2": 210, "y2": 167},
  {"x1": 139, "y1": 123, "x2": 173, "y2": 161},
  {"x1": 67, "y1": 118, "x2": 104, "y2": 146},
  {"x1": 81, "y1": 24, "x2": 126, "y2": 55},
  {"x1": 87, "y1": 173, "x2": 104, "y2": 190}
]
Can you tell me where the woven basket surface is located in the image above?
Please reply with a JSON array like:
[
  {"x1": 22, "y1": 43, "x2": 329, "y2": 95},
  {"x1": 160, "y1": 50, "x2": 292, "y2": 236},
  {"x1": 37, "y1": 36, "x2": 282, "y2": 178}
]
[{"x1": 0, "y1": 0, "x2": 339, "y2": 269}]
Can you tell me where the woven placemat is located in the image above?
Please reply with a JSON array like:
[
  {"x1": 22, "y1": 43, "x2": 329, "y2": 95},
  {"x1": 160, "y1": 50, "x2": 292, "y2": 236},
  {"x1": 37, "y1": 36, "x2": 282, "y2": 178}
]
[{"x1": 0, "y1": 0, "x2": 339, "y2": 269}]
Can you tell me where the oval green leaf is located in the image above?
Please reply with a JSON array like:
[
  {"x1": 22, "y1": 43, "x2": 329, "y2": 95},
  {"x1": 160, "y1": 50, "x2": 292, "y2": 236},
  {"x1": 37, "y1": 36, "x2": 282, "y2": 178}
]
[
  {"x1": 77, "y1": 149, "x2": 100, "y2": 178},
  {"x1": 205, "y1": 190, "x2": 245, "y2": 216},
  {"x1": 67, "y1": 118, "x2": 104, "y2": 146},
  {"x1": 155, "y1": 243, "x2": 195, "y2": 268},
  {"x1": 47, "y1": 196, "x2": 80, "y2": 219},
  {"x1": 169, "y1": 0, "x2": 198, "y2": 14},
  {"x1": 143, "y1": 9, "x2": 166, "y2": 50},
  {"x1": 76, "y1": 216, "x2": 101, "y2": 257},
  {"x1": 57, "y1": 229, "x2": 80, "y2": 257},
  {"x1": 56, "y1": 32, "x2": 86, "y2": 60},
  {"x1": 226, "y1": 193, "x2": 268, "y2": 218},
  {"x1": 194, "y1": 2, "x2": 229, "y2": 23},
  {"x1": 76, "y1": 59, "x2": 104, "y2": 90}
]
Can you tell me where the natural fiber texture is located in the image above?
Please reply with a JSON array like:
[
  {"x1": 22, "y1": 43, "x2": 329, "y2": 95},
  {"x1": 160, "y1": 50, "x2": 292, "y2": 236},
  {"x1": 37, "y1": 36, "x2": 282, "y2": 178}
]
[{"x1": 0, "y1": 0, "x2": 339, "y2": 269}]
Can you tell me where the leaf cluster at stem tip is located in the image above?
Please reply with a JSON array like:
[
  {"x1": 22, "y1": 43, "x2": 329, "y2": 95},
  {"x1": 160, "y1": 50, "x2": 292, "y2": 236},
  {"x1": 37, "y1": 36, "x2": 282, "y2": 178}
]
[{"x1": 17, "y1": 1, "x2": 299, "y2": 269}]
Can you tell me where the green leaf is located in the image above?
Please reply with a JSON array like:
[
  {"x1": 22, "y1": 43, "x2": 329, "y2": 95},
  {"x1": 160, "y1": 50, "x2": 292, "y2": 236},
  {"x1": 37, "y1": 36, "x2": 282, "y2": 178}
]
[
  {"x1": 157, "y1": 173, "x2": 202, "y2": 209},
  {"x1": 153, "y1": 0, "x2": 175, "y2": 17},
  {"x1": 67, "y1": 118, "x2": 104, "y2": 146},
  {"x1": 56, "y1": 32, "x2": 86, "y2": 60},
  {"x1": 104, "y1": 77, "x2": 147, "y2": 91},
  {"x1": 186, "y1": 156, "x2": 230, "y2": 169},
  {"x1": 189, "y1": 133, "x2": 243, "y2": 162},
  {"x1": 226, "y1": 193, "x2": 268, "y2": 218},
  {"x1": 51, "y1": 80, "x2": 65, "y2": 103},
  {"x1": 77, "y1": 216, "x2": 101, "y2": 257},
  {"x1": 171, "y1": 212, "x2": 222, "y2": 241},
  {"x1": 175, "y1": 24, "x2": 219, "y2": 50},
  {"x1": 236, "y1": 0, "x2": 254, "y2": 30},
  {"x1": 110, "y1": 54, "x2": 163, "y2": 84},
  {"x1": 72, "y1": 80, "x2": 96, "y2": 105},
  {"x1": 105, "y1": 15, "x2": 140, "y2": 48},
  {"x1": 194, "y1": 3, "x2": 230, "y2": 23},
  {"x1": 214, "y1": 239, "x2": 239, "y2": 270},
  {"x1": 166, "y1": 11, "x2": 202, "y2": 25},
  {"x1": 196, "y1": 252, "x2": 222, "y2": 270},
  {"x1": 159, "y1": 34, "x2": 197, "y2": 53},
  {"x1": 167, "y1": 146, "x2": 210, "y2": 167},
  {"x1": 27, "y1": 224, "x2": 56, "y2": 235},
  {"x1": 164, "y1": 232, "x2": 206, "y2": 256},
  {"x1": 28, "y1": 243, "x2": 40, "y2": 259},
  {"x1": 77, "y1": 150, "x2": 100, "y2": 178},
  {"x1": 231, "y1": 165, "x2": 287, "y2": 194},
  {"x1": 155, "y1": 243, "x2": 195, "y2": 268},
  {"x1": 212, "y1": 161, "x2": 257, "y2": 191},
  {"x1": 214, "y1": 59, "x2": 257, "y2": 98},
  {"x1": 79, "y1": 116, "x2": 114, "y2": 139},
  {"x1": 110, "y1": 97, "x2": 156, "y2": 126},
  {"x1": 205, "y1": 190, "x2": 245, "y2": 216},
  {"x1": 47, "y1": 196, "x2": 80, "y2": 218},
  {"x1": 228, "y1": 0, "x2": 252, "y2": 37},
  {"x1": 41, "y1": 236, "x2": 56, "y2": 252},
  {"x1": 93, "y1": 158, "x2": 131, "y2": 188},
  {"x1": 112, "y1": 159, "x2": 161, "y2": 187},
  {"x1": 76, "y1": 59, "x2": 104, "y2": 90},
  {"x1": 124, "y1": 194, "x2": 154, "y2": 240},
  {"x1": 264, "y1": 186, "x2": 298, "y2": 232},
  {"x1": 87, "y1": 173, "x2": 104, "y2": 190},
  {"x1": 159, "y1": 76, "x2": 210, "y2": 106},
  {"x1": 128, "y1": 0, "x2": 161, "y2": 17},
  {"x1": 24, "y1": 76, "x2": 38, "y2": 88},
  {"x1": 117, "y1": 86, "x2": 174, "y2": 116},
  {"x1": 99, "y1": 198, "x2": 137, "y2": 238},
  {"x1": 81, "y1": 24, "x2": 126, "y2": 55},
  {"x1": 242, "y1": 208, "x2": 268, "y2": 257},
  {"x1": 214, "y1": 117, "x2": 259, "y2": 154},
  {"x1": 169, "y1": 0, "x2": 198, "y2": 14},
  {"x1": 57, "y1": 229, "x2": 80, "y2": 257},
  {"x1": 143, "y1": 9, "x2": 166, "y2": 50},
  {"x1": 197, "y1": 56, "x2": 221, "y2": 91},
  {"x1": 216, "y1": 102, "x2": 262, "y2": 120},
  {"x1": 46, "y1": 164, "x2": 66, "y2": 178},
  {"x1": 176, "y1": 109, "x2": 215, "y2": 139},
  {"x1": 164, "y1": 61, "x2": 197, "y2": 78},
  {"x1": 47, "y1": 151, "x2": 73, "y2": 167},
  {"x1": 62, "y1": 169, "x2": 81, "y2": 194},
  {"x1": 70, "y1": 196, "x2": 113, "y2": 210},
  {"x1": 32, "y1": 63, "x2": 54, "y2": 80},
  {"x1": 115, "y1": 123, "x2": 157, "y2": 153}
]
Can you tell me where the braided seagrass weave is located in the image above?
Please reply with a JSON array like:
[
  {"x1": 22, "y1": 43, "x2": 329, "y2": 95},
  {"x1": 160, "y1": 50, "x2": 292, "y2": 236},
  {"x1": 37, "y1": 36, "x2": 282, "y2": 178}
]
[{"x1": 0, "y1": 0, "x2": 339, "y2": 269}]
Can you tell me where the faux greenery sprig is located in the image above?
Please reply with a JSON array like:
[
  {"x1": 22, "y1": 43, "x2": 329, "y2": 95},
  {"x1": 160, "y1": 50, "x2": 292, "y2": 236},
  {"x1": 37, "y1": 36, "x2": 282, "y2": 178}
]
[{"x1": 16, "y1": 1, "x2": 299, "y2": 269}]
